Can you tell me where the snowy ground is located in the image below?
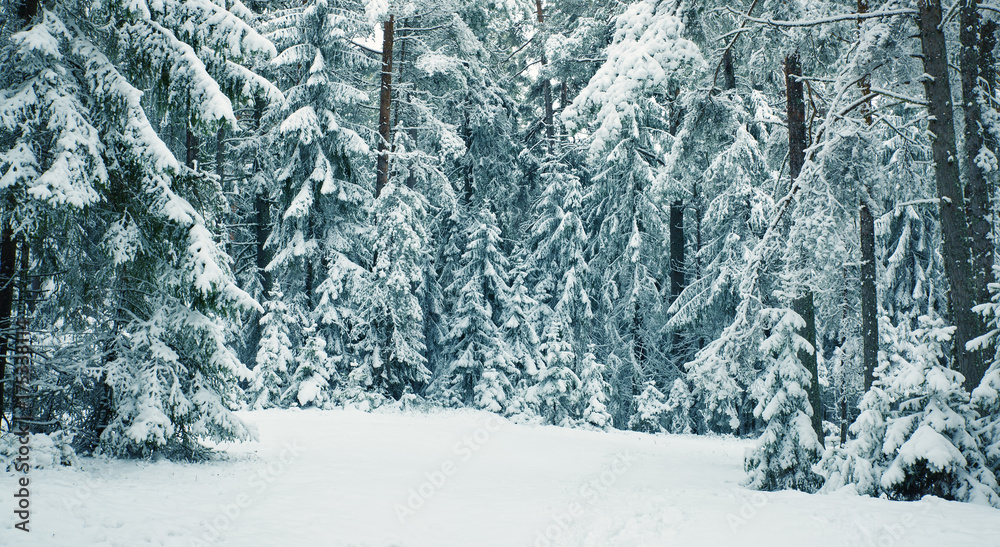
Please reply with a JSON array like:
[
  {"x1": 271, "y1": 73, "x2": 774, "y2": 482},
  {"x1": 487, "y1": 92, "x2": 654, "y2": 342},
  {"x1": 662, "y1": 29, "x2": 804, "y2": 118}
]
[{"x1": 2, "y1": 408, "x2": 999, "y2": 546}]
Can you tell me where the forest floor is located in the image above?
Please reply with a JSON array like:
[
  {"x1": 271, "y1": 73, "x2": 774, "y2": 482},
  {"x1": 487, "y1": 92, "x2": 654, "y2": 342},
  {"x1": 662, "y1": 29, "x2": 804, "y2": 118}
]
[{"x1": 2, "y1": 407, "x2": 999, "y2": 546}]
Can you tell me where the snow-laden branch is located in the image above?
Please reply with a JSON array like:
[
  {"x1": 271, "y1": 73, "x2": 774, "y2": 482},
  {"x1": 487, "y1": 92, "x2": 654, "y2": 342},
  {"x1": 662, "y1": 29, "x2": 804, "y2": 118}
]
[
  {"x1": 686, "y1": 71, "x2": 873, "y2": 385},
  {"x1": 726, "y1": 6, "x2": 917, "y2": 27},
  {"x1": 979, "y1": 2, "x2": 1000, "y2": 14},
  {"x1": 867, "y1": 86, "x2": 926, "y2": 106}
]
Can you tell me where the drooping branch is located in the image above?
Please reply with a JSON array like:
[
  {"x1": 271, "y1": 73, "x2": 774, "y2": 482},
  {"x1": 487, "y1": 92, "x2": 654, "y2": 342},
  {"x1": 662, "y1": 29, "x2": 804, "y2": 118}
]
[{"x1": 726, "y1": 6, "x2": 917, "y2": 27}]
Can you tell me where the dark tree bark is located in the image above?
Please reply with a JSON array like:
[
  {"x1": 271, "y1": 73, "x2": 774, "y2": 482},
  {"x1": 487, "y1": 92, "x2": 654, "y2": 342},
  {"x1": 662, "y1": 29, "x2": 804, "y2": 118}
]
[
  {"x1": 0, "y1": 218, "x2": 15, "y2": 428},
  {"x1": 860, "y1": 201, "x2": 877, "y2": 392},
  {"x1": 793, "y1": 293, "x2": 823, "y2": 444},
  {"x1": 215, "y1": 126, "x2": 226, "y2": 181},
  {"x1": 960, "y1": 0, "x2": 992, "y2": 313},
  {"x1": 722, "y1": 47, "x2": 736, "y2": 92},
  {"x1": 786, "y1": 53, "x2": 823, "y2": 445},
  {"x1": 185, "y1": 129, "x2": 199, "y2": 169},
  {"x1": 917, "y1": 0, "x2": 983, "y2": 391},
  {"x1": 786, "y1": 54, "x2": 806, "y2": 180},
  {"x1": 983, "y1": 19, "x2": 998, "y2": 158},
  {"x1": 669, "y1": 200, "x2": 685, "y2": 301},
  {"x1": 535, "y1": 0, "x2": 555, "y2": 152},
  {"x1": 251, "y1": 97, "x2": 271, "y2": 293},
  {"x1": 375, "y1": 16, "x2": 395, "y2": 200},
  {"x1": 16, "y1": 0, "x2": 38, "y2": 20},
  {"x1": 858, "y1": 0, "x2": 878, "y2": 393}
]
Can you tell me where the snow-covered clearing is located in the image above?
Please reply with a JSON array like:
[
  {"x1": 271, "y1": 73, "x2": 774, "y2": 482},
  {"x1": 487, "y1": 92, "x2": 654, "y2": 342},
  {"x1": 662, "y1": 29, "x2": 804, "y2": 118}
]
[{"x1": 2, "y1": 408, "x2": 999, "y2": 546}]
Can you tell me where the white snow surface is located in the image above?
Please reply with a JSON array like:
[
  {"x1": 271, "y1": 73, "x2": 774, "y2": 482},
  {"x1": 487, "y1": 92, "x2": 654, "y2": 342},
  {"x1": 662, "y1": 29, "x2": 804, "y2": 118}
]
[{"x1": 2, "y1": 408, "x2": 999, "y2": 546}]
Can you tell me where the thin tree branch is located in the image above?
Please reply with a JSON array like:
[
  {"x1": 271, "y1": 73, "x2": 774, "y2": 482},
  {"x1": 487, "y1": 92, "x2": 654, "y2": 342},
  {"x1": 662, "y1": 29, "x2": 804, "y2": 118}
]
[{"x1": 726, "y1": 6, "x2": 917, "y2": 27}]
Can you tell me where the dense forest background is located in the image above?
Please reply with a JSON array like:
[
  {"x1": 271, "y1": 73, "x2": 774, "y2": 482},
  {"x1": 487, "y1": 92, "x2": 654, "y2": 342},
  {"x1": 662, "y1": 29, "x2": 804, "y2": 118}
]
[{"x1": 2, "y1": 0, "x2": 1000, "y2": 504}]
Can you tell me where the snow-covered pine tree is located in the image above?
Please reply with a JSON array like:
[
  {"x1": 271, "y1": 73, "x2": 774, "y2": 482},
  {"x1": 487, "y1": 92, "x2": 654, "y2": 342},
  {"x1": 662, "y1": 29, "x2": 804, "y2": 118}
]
[
  {"x1": 285, "y1": 323, "x2": 335, "y2": 408},
  {"x1": 501, "y1": 271, "x2": 542, "y2": 412},
  {"x1": 524, "y1": 154, "x2": 592, "y2": 357},
  {"x1": 670, "y1": 104, "x2": 774, "y2": 434},
  {"x1": 360, "y1": 180, "x2": 432, "y2": 399},
  {"x1": 1, "y1": 0, "x2": 269, "y2": 456},
  {"x1": 263, "y1": 0, "x2": 373, "y2": 400},
  {"x1": 579, "y1": 348, "x2": 612, "y2": 429},
  {"x1": 821, "y1": 315, "x2": 999, "y2": 506},
  {"x1": 432, "y1": 208, "x2": 516, "y2": 410},
  {"x1": 251, "y1": 285, "x2": 295, "y2": 409},
  {"x1": 628, "y1": 380, "x2": 669, "y2": 434},
  {"x1": 563, "y1": 0, "x2": 701, "y2": 426},
  {"x1": 664, "y1": 378, "x2": 693, "y2": 434},
  {"x1": 744, "y1": 307, "x2": 823, "y2": 492},
  {"x1": 971, "y1": 268, "x2": 1000, "y2": 479},
  {"x1": 529, "y1": 313, "x2": 581, "y2": 425},
  {"x1": 874, "y1": 316, "x2": 999, "y2": 505}
]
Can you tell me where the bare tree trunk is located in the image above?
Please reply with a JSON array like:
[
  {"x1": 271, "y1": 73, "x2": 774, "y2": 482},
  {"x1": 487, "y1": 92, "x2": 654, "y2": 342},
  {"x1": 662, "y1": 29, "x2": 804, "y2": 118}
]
[
  {"x1": 786, "y1": 53, "x2": 824, "y2": 445},
  {"x1": 252, "y1": 97, "x2": 271, "y2": 293},
  {"x1": 917, "y1": 0, "x2": 983, "y2": 391},
  {"x1": 375, "y1": 16, "x2": 395, "y2": 200},
  {"x1": 535, "y1": 0, "x2": 555, "y2": 152},
  {"x1": 960, "y1": 0, "x2": 992, "y2": 312},
  {"x1": 860, "y1": 202, "x2": 877, "y2": 391},
  {"x1": 0, "y1": 217, "x2": 15, "y2": 429},
  {"x1": 857, "y1": 0, "x2": 878, "y2": 393}
]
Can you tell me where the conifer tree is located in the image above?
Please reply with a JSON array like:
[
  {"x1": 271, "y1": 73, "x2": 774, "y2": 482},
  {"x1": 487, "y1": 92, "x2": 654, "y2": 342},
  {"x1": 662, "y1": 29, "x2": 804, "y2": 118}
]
[
  {"x1": 579, "y1": 348, "x2": 612, "y2": 429},
  {"x1": 744, "y1": 308, "x2": 823, "y2": 492},
  {"x1": 628, "y1": 380, "x2": 669, "y2": 434},
  {"x1": 529, "y1": 313, "x2": 581, "y2": 424},
  {"x1": 251, "y1": 285, "x2": 295, "y2": 409},
  {"x1": 433, "y1": 208, "x2": 515, "y2": 408}
]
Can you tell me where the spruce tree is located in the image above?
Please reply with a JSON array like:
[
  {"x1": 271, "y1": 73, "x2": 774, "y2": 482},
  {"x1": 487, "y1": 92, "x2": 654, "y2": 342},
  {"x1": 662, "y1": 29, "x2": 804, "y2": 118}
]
[
  {"x1": 251, "y1": 285, "x2": 295, "y2": 409},
  {"x1": 744, "y1": 308, "x2": 823, "y2": 492}
]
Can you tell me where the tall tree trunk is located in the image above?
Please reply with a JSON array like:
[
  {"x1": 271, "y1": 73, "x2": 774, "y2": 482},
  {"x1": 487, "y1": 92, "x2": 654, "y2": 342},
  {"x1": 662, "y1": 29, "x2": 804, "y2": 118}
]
[
  {"x1": 786, "y1": 53, "x2": 824, "y2": 445},
  {"x1": 0, "y1": 217, "x2": 15, "y2": 429},
  {"x1": 860, "y1": 201, "x2": 877, "y2": 392},
  {"x1": 375, "y1": 16, "x2": 395, "y2": 200},
  {"x1": 960, "y1": 0, "x2": 992, "y2": 311},
  {"x1": 917, "y1": 0, "x2": 983, "y2": 391},
  {"x1": 535, "y1": 0, "x2": 555, "y2": 152},
  {"x1": 786, "y1": 54, "x2": 806, "y2": 179},
  {"x1": 857, "y1": 0, "x2": 878, "y2": 393},
  {"x1": 982, "y1": 20, "x2": 998, "y2": 163},
  {"x1": 252, "y1": 97, "x2": 271, "y2": 293}
]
